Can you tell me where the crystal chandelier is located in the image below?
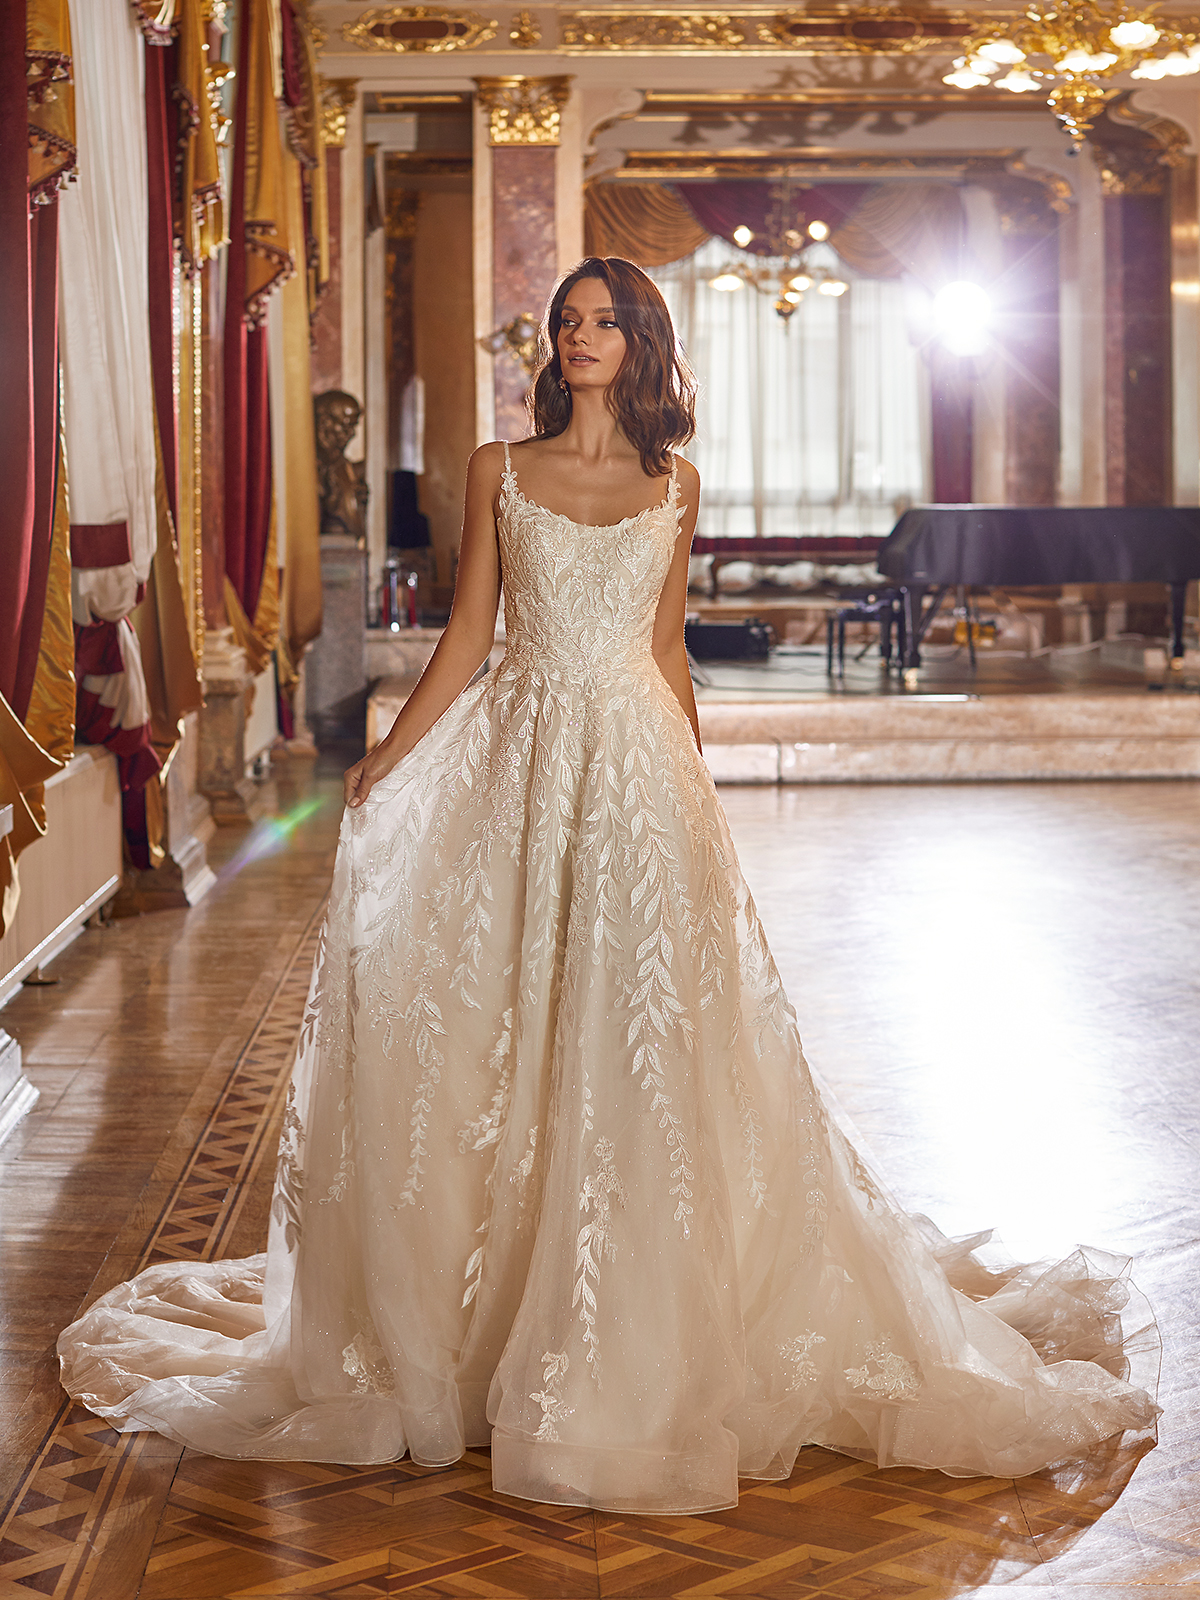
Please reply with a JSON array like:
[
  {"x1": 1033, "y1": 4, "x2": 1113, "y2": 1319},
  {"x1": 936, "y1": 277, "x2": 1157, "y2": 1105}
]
[
  {"x1": 944, "y1": 2, "x2": 1200, "y2": 148},
  {"x1": 706, "y1": 185, "x2": 849, "y2": 321}
]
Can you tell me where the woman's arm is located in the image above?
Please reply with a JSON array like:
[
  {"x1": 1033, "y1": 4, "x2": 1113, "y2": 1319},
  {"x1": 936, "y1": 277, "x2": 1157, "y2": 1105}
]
[
  {"x1": 651, "y1": 458, "x2": 702, "y2": 752},
  {"x1": 344, "y1": 443, "x2": 505, "y2": 808}
]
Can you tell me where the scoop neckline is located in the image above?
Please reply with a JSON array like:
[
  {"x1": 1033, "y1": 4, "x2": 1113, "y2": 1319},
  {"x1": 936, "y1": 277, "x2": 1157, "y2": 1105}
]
[{"x1": 503, "y1": 475, "x2": 674, "y2": 533}]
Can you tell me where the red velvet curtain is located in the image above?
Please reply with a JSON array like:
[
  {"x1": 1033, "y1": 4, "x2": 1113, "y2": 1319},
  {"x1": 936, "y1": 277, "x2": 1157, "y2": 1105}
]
[
  {"x1": 223, "y1": 9, "x2": 273, "y2": 620},
  {"x1": 0, "y1": 3, "x2": 39, "y2": 721},
  {"x1": 0, "y1": 9, "x2": 62, "y2": 726}
]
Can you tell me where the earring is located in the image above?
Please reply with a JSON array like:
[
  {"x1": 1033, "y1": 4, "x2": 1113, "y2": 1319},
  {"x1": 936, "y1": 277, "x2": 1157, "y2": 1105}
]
[{"x1": 558, "y1": 377, "x2": 568, "y2": 393}]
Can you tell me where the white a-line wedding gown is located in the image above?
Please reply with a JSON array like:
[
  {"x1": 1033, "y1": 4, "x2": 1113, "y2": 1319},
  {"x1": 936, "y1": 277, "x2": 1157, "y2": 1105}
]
[{"x1": 59, "y1": 447, "x2": 1158, "y2": 1514}]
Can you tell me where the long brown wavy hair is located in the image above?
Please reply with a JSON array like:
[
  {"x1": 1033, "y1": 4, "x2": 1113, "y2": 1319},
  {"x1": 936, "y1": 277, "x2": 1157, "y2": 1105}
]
[{"x1": 528, "y1": 257, "x2": 697, "y2": 477}]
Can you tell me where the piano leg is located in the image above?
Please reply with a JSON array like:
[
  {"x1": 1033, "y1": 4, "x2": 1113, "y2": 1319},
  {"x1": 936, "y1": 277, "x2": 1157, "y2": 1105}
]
[
  {"x1": 900, "y1": 586, "x2": 925, "y2": 672},
  {"x1": 1169, "y1": 580, "x2": 1187, "y2": 666}
]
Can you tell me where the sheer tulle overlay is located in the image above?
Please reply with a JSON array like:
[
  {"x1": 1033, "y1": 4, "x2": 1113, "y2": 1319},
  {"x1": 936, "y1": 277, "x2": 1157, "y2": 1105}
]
[{"x1": 59, "y1": 452, "x2": 1159, "y2": 1514}]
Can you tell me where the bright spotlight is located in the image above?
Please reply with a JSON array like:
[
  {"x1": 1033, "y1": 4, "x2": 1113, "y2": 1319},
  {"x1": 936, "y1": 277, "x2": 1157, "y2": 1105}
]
[
  {"x1": 732, "y1": 224, "x2": 754, "y2": 247},
  {"x1": 709, "y1": 272, "x2": 745, "y2": 292},
  {"x1": 933, "y1": 280, "x2": 992, "y2": 355},
  {"x1": 807, "y1": 219, "x2": 830, "y2": 241}
]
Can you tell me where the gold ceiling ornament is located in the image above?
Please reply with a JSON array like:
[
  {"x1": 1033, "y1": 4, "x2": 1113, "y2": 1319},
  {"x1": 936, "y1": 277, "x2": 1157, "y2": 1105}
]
[
  {"x1": 475, "y1": 74, "x2": 572, "y2": 142},
  {"x1": 946, "y1": 1, "x2": 1200, "y2": 149},
  {"x1": 320, "y1": 77, "x2": 358, "y2": 146},
  {"x1": 343, "y1": 5, "x2": 499, "y2": 53},
  {"x1": 509, "y1": 7, "x2": 541, "y2": 45},
  {"x1": 559, "y1": 12, "x2": 747, "y2": 49}
]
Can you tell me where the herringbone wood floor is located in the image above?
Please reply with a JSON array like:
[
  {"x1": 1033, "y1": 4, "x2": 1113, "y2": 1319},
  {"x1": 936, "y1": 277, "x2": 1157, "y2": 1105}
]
[{"x1": 1, "y1": 768, "x2": 1195, "y2": 1598}]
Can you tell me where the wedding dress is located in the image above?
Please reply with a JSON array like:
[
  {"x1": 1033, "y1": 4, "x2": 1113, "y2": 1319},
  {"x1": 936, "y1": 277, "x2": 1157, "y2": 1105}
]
[{"x1": 59, "y1": 448, "x2": 1158, "y2": 1514}]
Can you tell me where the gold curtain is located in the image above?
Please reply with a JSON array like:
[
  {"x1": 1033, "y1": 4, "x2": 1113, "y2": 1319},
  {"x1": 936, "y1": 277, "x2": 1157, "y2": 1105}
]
[
  {"x1": 129, "y1": 418, "x2": 206, "y2": 868},
  {"x1": 0, "y1": 442, "x2": 72, "y2": 936},
  {"x1": 277, "y1": 146, "x2": 323, "y2": 699},
  {"x1": 243, "y1": 0, "x2": 293, "y2": 324},
  {"x1": 26, "y1": 0, "x2": 75, "y2": 205},
  {"x1": 285, "y1": 0, "x2": 330, "y2": 301},
  {"x1": 176, "y1": 0, "x2": 225, "y2": 275},
  {"x1": 584, "y1": 179, "x2": 965, "y2": 288},
  {"x1": 584, "y1": 182, "x2": 711, "y2": 268},
  {"x1": 831, "y1": 184, "x2": 965, "y2": 286}
]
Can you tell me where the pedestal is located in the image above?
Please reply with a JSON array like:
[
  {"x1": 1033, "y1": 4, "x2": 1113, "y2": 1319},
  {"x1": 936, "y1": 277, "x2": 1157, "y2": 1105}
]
[
  {"x1": 113, "y1": 711, "x2": 218, "y2": 913},
  {"x1": 307, "y1": 537, "x2": 368, "y2": 740},
  {"x1": 0, "y1": 1029, "x2": 37, "y2": 1148},
  {"x1": 198, "y1": 628, "x2": 271, "y2": 823}
]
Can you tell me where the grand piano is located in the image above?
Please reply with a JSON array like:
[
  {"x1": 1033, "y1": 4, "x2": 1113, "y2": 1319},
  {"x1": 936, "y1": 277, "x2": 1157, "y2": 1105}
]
[{"x1": 877, "y1": 505, "x2": 1200, "y2": 670}]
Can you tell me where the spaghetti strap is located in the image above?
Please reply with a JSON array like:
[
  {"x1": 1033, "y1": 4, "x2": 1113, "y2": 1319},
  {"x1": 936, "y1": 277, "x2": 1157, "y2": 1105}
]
[{"x1": 502, "y1": 441, "x2": 511, "y2": 474}]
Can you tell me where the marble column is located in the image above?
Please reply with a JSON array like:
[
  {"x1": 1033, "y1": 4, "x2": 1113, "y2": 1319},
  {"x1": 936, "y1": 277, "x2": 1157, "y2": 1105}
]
[
  {"x1": 1092, "y1": 125, "x2": 1174, "y2": 504},
  {"x1": 996, "y1": 179, "x2": 1062, "y2": 505},
  {"x1": 474, "y1": 76, "x2": 574, "y2": 444}
]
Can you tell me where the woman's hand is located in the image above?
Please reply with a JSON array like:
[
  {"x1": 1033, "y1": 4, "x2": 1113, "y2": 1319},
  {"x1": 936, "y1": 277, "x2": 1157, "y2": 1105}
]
[{"x1": 344, "y1": 743, "x2": 401, "y2": 809}]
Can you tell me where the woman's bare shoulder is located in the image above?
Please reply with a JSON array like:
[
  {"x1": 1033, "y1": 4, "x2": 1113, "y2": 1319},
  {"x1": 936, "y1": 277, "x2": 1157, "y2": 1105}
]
[{"x1": 672, "y1": 454, "x2": 700, "y2": 493}]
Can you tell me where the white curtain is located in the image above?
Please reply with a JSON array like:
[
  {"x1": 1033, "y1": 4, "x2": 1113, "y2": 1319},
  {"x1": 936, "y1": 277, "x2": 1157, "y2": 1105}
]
[
  {"x1": 653, "y1": 238, "x2": 927, "y2": 537},
  {"x1": 60, "y1": 0, "x2": 157, "y2": 624}
]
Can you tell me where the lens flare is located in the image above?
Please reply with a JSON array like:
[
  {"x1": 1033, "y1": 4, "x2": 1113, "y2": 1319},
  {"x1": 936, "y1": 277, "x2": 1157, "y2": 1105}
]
[{"x1": 222, "y1": 796, "x2": 327, "y2": 878}]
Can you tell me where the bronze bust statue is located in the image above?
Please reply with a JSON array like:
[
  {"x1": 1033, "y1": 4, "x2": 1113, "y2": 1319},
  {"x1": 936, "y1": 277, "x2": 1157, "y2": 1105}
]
[{"x1": 315, "y1": 390, "x2": 369, "y2": 545}]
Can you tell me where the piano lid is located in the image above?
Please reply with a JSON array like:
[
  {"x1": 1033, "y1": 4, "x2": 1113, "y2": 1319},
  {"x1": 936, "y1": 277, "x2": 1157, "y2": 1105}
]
[{"x1": 879, "y1": 505, "x2": 1200, "y2": 587}]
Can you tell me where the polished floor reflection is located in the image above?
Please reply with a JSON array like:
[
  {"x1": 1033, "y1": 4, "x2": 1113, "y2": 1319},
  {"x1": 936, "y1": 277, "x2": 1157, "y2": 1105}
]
[{"x1": 1, "y1": 762, "x2": 1197, "y2": 1597}]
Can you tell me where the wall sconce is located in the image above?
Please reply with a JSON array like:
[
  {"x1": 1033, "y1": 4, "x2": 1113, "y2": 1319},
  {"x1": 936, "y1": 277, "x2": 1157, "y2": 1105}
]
[{"x1": 479, "y1": 313, "x2": 541, "y2": 376}]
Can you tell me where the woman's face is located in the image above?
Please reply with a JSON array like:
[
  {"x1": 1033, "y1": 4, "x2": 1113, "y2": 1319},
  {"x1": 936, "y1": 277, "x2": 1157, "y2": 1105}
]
[{"x1": 556, "y1": 277, "x2": 628, "y2": 393}]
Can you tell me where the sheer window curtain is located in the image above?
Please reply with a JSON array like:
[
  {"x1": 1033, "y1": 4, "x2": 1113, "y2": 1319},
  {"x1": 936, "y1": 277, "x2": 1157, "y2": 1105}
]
[{"x1": 651, "y1": 238, "x2": 928, "y2": 537}]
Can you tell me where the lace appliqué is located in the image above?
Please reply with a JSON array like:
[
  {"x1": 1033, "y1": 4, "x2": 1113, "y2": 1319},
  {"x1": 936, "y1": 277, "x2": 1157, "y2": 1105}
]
[
  {"x1": 781, "y1": 1331, "x2": 826, "y2": 1390},
  {"x1": 270, "y1": 1082, "x2": 305, "y2": 1251},
  {"x1": 531, "y1": 1350, "x2": 573, "y2": 1441},
  {"x1": 845, "y1": 1341, "x2": 920, "y2": 1401},
  {"x1": 458, "y1": 1009, "x2": 514, "y2": 1153},
  {"x1": 342, "y1": 1319, "x2": 396, "y2": 1396},
  {"x1": 574, "y1": 1138, "x2": 626, "y2": 1383},
  {"x1": 510, "y1": 1124, "x2": 544, "y2": 1227}
]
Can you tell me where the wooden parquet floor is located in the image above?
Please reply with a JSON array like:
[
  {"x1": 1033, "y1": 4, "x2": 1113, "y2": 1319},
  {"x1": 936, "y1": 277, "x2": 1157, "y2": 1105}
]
[{"x1": 1, "y1": 769, "x2": 1196, "y2": 1599}]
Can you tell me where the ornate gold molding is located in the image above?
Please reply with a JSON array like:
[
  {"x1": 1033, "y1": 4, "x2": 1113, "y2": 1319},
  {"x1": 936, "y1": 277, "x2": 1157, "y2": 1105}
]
[
  {"x1": 559, "y1": 6, "x2": 972, "y2": 52},
  {"x1": 762, "y1": 5, "x2": 970, "y2": 52},
  {"x1": 1091, "y1": 95, "x2": 1190, "y2": 196},
  {"x1": 560, "y1": 12, "x2": 747, "y2": 49},
  {"x1": 614, "y1": 148, "x2": 1027, "y2": 179},
  {"x1": 320, "y1": 77, "x2": 358, "y2": 147},
  {"x1": 343, "y1": 5, "x2": 499, "y2": 54},
  {"x1": 475, "y1": 75, "x2": 572, "y2": 144},
  {"x1": 509, "y1": 7, "x2": 541, "y2": 46}
]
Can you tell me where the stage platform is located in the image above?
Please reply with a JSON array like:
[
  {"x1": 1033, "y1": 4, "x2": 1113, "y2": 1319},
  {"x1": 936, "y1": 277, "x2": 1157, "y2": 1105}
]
[
  {"x1": 365, "y1": 638, "x2": 1200, "y2": 785},
  {"x1": 695, "y1": 642, "x2": 1200, "y2": 782}
]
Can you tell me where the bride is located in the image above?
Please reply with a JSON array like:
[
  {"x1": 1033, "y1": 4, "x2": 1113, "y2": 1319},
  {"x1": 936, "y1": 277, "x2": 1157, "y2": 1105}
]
[{"x1": 59, "y1": 257, "x2": 1157, "y2": 1515}]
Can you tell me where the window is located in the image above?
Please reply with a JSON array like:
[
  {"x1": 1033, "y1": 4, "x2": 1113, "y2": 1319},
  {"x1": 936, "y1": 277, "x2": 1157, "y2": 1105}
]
[{"x1": 652, "y1": 238, "x2": 929, "y2": 536}]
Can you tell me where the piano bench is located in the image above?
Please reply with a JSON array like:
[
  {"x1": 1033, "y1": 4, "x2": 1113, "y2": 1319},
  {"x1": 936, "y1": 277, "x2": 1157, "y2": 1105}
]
[{"x1": 826, "y1": 590, "x2": 906, "y2": 678}]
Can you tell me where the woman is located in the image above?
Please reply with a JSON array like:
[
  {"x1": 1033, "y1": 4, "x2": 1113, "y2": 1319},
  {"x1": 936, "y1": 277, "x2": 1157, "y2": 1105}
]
[{"x1": 60, "y1": 258, "x2": 1157, "y2": 1514}]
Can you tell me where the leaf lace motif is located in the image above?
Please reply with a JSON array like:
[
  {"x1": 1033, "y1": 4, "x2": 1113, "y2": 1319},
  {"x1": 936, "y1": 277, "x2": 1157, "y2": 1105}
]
[
  {"x1": 270, "y1": 1082, "x2": 306, "y2": 1250},
  {"x1": 781, "y1": 1331, "x2": 826, "y2": 1390},
  {"x1": 530, "y1": 1349, "x2": 573, "y2": 1441},
  {"x1": 573, "y1": 1138, "x2": 626, "y2": 1383}
]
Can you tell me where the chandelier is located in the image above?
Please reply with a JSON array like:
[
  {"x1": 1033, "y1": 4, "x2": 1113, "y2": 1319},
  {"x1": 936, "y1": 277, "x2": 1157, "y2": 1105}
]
[
  {"x1": 706, "y1": 184, "x2": 849, "y2": 321},
  {"x1": 944, "y1": 1, "x2": 1200, "y2": 148}
]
